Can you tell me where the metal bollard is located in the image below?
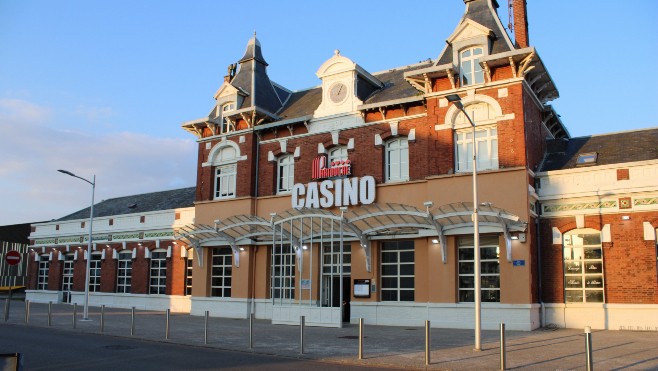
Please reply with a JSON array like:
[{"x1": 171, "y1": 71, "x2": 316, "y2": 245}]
[
  {"x1": 165, "y1": 309, "x2": 170, "y2": 340},
  {"x1": 500, "y1": 322, "x2": 506, "y2": 370},
  {"x1": 585, "y1": 326, "x2": 593, "y2": 371},
  {"x1": 100, "y1": 305, "x2": 105, "y2": 332},
  {"x1": 4, "y1": 299, "x2": 9, "y2": 322},
  {"x1": 300, "y1": 316, "x2": 305, "y2": 355},
  {"x1": 249, "y1": 313, "x2": 253, "y2": 349},
  {"x1": 358, "y1": 318, "x2": 364, "y2": 360},
  {"x1": 425, "y1": 320, "x2": 431, "y2": 366},
  {"x1": 48, "y1": 301, "x2": 52, "y2": 327},
  {"x1": 24, "y1": 300, "x2": 30, "y2": 324},
  {"x1": 130, "y1": 307, "x2": 135, "y2": 336},
  {"x1": 204, "y1": 311, "x2": 209, "y2": 344},
  {"x1": 73, "y1": 303, "x2": 77, "y2": 329}
]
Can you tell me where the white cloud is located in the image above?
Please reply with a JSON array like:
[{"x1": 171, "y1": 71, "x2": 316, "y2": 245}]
[
  {"x1": 72, "y1": 104, "x2": 115, "y2": 122},
  {"x1": 0, "y1": 98, "x2": 197, "y2": 225}
]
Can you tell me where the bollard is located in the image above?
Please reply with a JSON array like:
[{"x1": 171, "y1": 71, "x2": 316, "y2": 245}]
[
  {"x1": 48, "y1": 301, "x2": 52, "y2": 327},
  {"x1": 73, "y1": 303, "x2": 77, "y2": 329},
  {"x1": 358, "y1": 318, "x2": 364, "y2": 360},
  {"x1": 585, "y1": 326, "x2": 593, "y2": 371},
  {"x1": 100, "y1": 305, "x2": 105, "y2": 332},
  {"x1": 249, "y1": 313, "x2": 253, "y2": 349},
  {"x1": 165, "y1": 309, "x2": 170, "y2": 340},
  {"x1": 204, "y1": 311, "x2": 209, "y2": 345},
  {"x1": 425, "y1": 320, "x2": 431, "y2": 366},
  {"x1": 24, "y1": 300, "x2": 30, "y2": 324},
  {"x1": 500, "y1": 322, "x2": 506, "y2": 370},
  {"x1": 4, "y1": 299, "x2": 9, "y2": 322},
  {"x1": 130, "y1": 307, "x2": 135, "y2": 336},
  {"x1": 300, "y1": 316, "x2": 305, "y2": 355}
]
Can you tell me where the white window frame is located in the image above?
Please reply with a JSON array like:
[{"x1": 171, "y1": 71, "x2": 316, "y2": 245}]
[
  {"x1": 385, "y1": 137, "x2": 409, "y2": 183},
  {"x1": 37, "y1": 257, "x2": 49, "y2": 290},
  {"x1": 460, "y1": 46, "x2": 484, "y2": 86},
  {"x1": 149, "y1": 250, "x2": 167, "y2": 295},
  {"x1": 458, "y1": 234, "x2": 500, "y2": 303},
  {"x1": 116, "y1": 250, "x2": 132, "y2": 294},
  {"x1": 61, "y1": 253, "x2": 75, "y2": 292},
  {"x1": 563, "y1": 229, "x2": 605, "y2": 303},
  {"x1": 185, "y1": 256, "x2": 193, "y2": 296},
  {"x1": 89, "y1": 252, "x2": 102, "y2": 292},
  {"x1": 380, "y1": 240, "x2": 414, "y2": 302},
  {"x1": 215, "y1": 164, "x2": 237, "y2": 199},
  {"x1": 277, "y1": 155, "x2": 294, "y2": 194},
  {"x1": 328, "y1": 146, "x2": 348, "y2": 164},
  {"x1": 221, "y1": 102, "x2": 235, "y2": 134},
  {"x1": 210, "y1": 247, "x2": 232, "y2": 298},
  {"x1": 271, "y1": 244, "x2": 295, "y2": 302},
  {"x1": 455, "y1": 125, "x2": 498, "y2": 172}
]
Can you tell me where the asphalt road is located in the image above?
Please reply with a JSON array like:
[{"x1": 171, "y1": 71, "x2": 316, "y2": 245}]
[{"x1": 0, "y1": 324, "x2": 389, "y2": 371}]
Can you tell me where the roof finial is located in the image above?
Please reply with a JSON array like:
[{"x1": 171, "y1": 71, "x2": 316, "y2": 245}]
[
  {"x1": 334, "y1": 49, "x2": 340, "y2": 56},
  {"x1": 254, "y1": 30, "x2": 257, "y2": 37}
]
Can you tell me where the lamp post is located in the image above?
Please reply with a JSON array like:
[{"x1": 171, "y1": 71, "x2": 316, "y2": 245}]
[
  {"x1": 58, "y1": 169, "x2": 95, "y2": 321},
  {"x1": 445, "y1": 94, "x2": 481, "y2": 350}
]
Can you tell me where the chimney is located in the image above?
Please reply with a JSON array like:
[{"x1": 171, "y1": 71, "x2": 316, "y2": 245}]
[{"x1": 512, "y1": 0, "x2": 529, "y2": 48}]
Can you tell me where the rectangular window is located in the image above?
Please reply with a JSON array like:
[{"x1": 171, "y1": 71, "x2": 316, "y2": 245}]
[
  {"x1": 215, "y1": 164, "x2": 237, "y2": 199},
  {"x1": 458, "y1": 235, "x2": 500, "y2": 303},
  {"x1": 210, "y1": 247, "x2": 232, "y2": 297},
  {"x1": 563, "y1": 231, "x2": 604, "y2": 303},
  {"x1": 116, "y1": 252, "x2": 132, "y2": 294},
  {"x1": 37, "y1": 258, "x2": 49, "y2": 290},
  {"x1": 149, "y1": 251, "x2": 167, "y2": 295},
  {"x1": 455, "y1": 126, "x2": 498, "y2": 172},
  {"x1": 185, "y1": 257, "x2": 193, "y2": 296},
  {"x1": 277, "y1": 156, "x2": 294, "y2": 193},
  {"x1": 89, "y1": 253, "x2": 101, "y2": 292},
  {"x1": 271, "y1": 244, "x2": 295, "y2": 301},
  {"x1": 381, "y1": 240, "x2": 414, "y2": 302},
  {"x1": 61, "y1": 254, "x2": 75, "y2": 292},
  {"x1": 321, "y1": 243, "x2": 351, "y2": 307},
  {"x1": 385, "y1": 138, "x2": 409, "y2": 182}
]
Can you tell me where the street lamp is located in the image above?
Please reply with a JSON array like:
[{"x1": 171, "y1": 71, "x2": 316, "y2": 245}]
[
  {"x1": 58, "y1": 169, "x2": 95, "y2": 321},
  {"x1": 445, "y1": 94, "x2": 482, "y2": 350}
]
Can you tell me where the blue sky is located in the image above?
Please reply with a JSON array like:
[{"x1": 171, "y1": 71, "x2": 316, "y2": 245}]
[{"x1": 1, "y1": 0, "x2": 657, "y2": 225}]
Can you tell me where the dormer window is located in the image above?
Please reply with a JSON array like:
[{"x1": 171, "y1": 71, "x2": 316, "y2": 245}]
[
  {"x1": 221, "y1": 103, "x2": 235, "y2": 134},
  {"x1": 460, "y1": 47, "x2": 484, "y2": 86}
]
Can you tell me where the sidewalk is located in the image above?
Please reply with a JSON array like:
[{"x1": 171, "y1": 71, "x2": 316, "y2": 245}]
[{"x1": 3, "y1": 300, "x2": 658, "y2": 370}]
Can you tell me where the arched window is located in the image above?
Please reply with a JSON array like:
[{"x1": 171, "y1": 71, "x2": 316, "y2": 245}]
[
  {"x1": 214, "y1": 146, "x2": 238, "y2": 200},
  {"x1": 277, "y1": 155, "x2": 294, "y2": 194},
  {"x1": 149, "y1": 249, "x2": 167, "y2": 295},
  {"x1": 563, "y1": 229, "x2": 604, "y2": 303},
  {"x1": 116, "y1": 250, "x2": 132, "y2": 294},
  {"x1": 460, "y1": 47, "x2": 484, "y2": 86},
  {"x1": 455, "y1": 125, "x2": 498, "y2": 172},
  {"x1": 385, "y1": 138, "x2": 409, "y2": 182},
  {"x1": 328, "y1": 146, "x2": 348, "y2": 164},
  {"x1": 221, "y1": 103, "x2": 235, "y2": 134}
]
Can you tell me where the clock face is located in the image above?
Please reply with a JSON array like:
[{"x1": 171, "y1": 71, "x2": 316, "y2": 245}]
[{"x1": 329, "y1": 82, "x2": 348, "y2": 103}]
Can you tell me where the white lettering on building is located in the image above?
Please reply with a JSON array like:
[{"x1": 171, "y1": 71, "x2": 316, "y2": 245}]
[{"x1": 292, "y1": 176, "x2": 376, "y2": 209}]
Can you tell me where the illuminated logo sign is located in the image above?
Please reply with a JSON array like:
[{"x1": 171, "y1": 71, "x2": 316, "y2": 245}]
[{"x1": 311, "y1": 155, "x2": 351, "y2": 180}]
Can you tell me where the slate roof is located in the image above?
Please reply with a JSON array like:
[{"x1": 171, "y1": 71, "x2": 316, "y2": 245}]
[
  {"x1": 436, "y1": 0, "x2": 514, "y2": 66},
  {"x1": 539, "y1": 128, "x2": 658, "y2": 172},
  {"x1": 57, "y1": 187, "x2": 196, "y2": 221},
  {"x1": 0, "y1": 223, "x2": 32, "y2": 244}
]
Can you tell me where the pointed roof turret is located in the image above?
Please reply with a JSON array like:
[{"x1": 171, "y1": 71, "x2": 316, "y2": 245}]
[{"x1": 238, "y1": 32, "x2": 268, "y2": 65}]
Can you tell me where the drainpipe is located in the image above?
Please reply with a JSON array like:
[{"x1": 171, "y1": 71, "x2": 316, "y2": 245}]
[{"x1": 536, "y1": 213, "x2": 544, "y2": 327}]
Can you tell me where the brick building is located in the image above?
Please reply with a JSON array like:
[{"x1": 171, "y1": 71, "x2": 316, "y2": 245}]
[
  {"x1": 25, "y1": 0, "x2": 658, "y2": 331},
  {"x1": 26, "y1": 188, "x2": 195, "y2": 312}
]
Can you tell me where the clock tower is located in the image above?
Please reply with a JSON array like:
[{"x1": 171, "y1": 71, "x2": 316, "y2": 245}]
[{"x1": 313, "y1": 50, "x2": 383, "y2": 118}]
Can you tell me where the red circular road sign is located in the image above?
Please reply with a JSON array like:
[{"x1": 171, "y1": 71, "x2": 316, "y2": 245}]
[{"x1": 5, "y1": 250, "x2": 21, "y2": 266}]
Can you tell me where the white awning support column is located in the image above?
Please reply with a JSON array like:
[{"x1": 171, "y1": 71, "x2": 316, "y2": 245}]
[
  {"x1": 342, "y1": 219, "x2": 371, "y2": 272},
  {"x1": 497, "y1": 214, "x2": 513, "y2": 262},
  {"x1": 214, "y1": 219, "x2": 240, "y2": 268}
]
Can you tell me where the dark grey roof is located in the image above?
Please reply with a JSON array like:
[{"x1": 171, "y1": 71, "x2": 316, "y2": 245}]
[
  {"x1": 0, "y1": 223, "x2": 31, "y2": 244},
  {"x1": 364, "y1": 61, "x2": 432, "y2": 104},
  {"x1": 276, "y1": 88, "x2": 323, "y2": 120},
  {"x1": 436, "y1": 0, "x2": 513, "y2": 66},
  {"x1": 230, "y1": 36, "x2": 289, "y2": 114},
  {"x1": 57, "y1": 187, "x2": 196, "y2": 221},
  {"x1": 540, "y1": 128, "x2": 658, "y2": 172}
]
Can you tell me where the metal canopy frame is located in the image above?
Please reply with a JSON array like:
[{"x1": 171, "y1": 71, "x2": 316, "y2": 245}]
[
  {"x1": 431, "y1": 202, "x2": 527, "y2": 263},
  {"x1": 175, "y1": 202, "x2": 527, "y2": 269}
]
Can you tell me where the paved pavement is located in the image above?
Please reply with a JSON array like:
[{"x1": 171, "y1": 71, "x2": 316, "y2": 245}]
[{"x1": 2, "y1": 299, "x2": 658, "y2": 370}]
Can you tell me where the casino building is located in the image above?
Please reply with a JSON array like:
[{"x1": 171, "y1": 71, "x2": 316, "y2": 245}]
[{"x1": 25, "y1": 0, "x2": 658, "y2": 331}]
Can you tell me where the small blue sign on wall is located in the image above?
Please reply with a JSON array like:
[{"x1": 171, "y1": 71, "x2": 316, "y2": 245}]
[{"x1": 513, "y1": 260, "x2": 525, "y2": 266}]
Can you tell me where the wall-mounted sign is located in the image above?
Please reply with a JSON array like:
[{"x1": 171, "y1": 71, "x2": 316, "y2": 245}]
[
  {"x1": 292, "y1": 176, "x2": 376, "y2": 209},
  {"x1": 312, "y1": 155, "x2": 351, "y2": 180},
  {"x1": 354, "y1": 279, "x2": 371, "y2": 298},
  {"x1": 513, "y1": 260, "x2": 525, "y2": 266}
]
